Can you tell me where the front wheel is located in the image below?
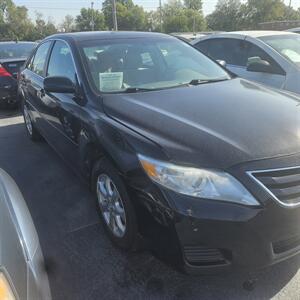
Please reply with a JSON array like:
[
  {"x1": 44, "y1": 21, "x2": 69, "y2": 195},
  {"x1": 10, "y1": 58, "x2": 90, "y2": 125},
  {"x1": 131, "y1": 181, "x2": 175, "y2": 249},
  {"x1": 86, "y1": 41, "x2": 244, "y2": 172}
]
[
  {"x1": 92, "y1": 157, "x2": 138, "y2": 250},
  {"x1": 22, "y1": 103, "x2": 42, "y2": 141}
]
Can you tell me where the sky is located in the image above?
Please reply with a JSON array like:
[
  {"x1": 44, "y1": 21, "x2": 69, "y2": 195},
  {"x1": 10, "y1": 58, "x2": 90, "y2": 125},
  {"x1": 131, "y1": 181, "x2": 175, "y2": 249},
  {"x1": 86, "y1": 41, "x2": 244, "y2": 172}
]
[{"x1": 13, "y1": 0, "x2": 300, "y2": 25}]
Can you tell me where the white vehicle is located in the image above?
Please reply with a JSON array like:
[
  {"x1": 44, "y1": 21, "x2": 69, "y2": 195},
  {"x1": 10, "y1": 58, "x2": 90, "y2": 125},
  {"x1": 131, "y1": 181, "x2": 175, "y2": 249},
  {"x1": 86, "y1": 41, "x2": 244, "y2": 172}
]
[
  {"x1": 0, "y1": 169, "x2": 51, "y2": 300},
  {"x1": 192, "y1": 31, "x2": 300, "y2": 95}
]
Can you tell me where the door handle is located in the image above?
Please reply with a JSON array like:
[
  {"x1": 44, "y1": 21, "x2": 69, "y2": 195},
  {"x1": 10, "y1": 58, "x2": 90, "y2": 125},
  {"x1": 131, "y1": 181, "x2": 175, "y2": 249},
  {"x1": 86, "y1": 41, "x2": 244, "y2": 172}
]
[{"x1": 37, "y1": 89, "x2": 45, "y2": 98}]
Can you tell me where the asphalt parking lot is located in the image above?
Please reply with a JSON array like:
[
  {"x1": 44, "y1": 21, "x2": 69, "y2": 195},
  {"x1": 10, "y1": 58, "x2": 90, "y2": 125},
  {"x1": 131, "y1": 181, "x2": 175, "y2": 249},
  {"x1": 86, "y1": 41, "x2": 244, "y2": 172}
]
[{"x1": 1, "y1": 109, "x2": 300, "y2": 300}]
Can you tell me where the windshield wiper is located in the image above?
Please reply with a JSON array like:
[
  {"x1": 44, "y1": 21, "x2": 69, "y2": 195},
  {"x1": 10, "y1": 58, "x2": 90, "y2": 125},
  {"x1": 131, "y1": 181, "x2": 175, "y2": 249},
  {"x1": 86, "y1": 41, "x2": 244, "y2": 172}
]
[
  {"x1": 188, "y1": 78, "x2": 229, "y2": 86},
  {"x1": 123, "y1": 87, "x2": 155, "y2": 93}
]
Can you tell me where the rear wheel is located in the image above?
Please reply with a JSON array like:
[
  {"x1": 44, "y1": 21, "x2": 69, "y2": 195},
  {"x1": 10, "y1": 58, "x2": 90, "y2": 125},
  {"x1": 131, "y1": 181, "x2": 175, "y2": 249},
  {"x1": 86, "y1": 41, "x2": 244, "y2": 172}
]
[
  {"x1": 22, "y1": 103, "x2": 42, "y2": 141},
  {"x1": 92, "y1": 157, "x2": 138, "y2": 250}
]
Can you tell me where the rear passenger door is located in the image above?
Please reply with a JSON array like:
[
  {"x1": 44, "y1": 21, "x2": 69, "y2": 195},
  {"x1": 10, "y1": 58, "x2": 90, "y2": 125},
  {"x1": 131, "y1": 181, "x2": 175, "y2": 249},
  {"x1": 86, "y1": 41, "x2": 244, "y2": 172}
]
[{"x1": 21, "y1": 41, "x2": 52, "y2": 131}]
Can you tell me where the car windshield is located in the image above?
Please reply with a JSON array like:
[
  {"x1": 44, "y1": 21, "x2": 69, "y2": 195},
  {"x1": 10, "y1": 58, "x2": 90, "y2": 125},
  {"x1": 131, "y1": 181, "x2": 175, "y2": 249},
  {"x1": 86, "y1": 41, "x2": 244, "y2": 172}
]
[
  {"x1": 260, "y1": 34, "x2": 300, "y2": 66},
  {"x1": 0, "y1": 42, "x2": 36, "y2": 59},
  {"x1": 80, "y1": 38, "x2": 231, "y2": 93}
]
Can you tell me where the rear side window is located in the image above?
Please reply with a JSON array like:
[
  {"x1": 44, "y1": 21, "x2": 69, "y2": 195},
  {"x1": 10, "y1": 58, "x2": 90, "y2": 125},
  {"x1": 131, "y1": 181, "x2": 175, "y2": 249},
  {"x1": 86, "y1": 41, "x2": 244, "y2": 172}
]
[
  {"x1": 47, "y1": 41, "x2": 76, "y2": 83},
  {"x1": 31, "y1": 41, "x2": 51, "y2": 77},
  {"x1": 202, "y1": 38, "x2": 248, "y2": 66},
  {"x1": 194, "y1": 40, "x2": 210, "y2": 55}
]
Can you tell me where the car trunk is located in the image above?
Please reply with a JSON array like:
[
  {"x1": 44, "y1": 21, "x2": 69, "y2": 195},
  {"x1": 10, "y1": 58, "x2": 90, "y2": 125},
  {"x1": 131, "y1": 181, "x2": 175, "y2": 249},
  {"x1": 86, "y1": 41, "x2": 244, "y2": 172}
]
[{"x1": 0, "y1": 58, "x2": 26, "y2": 79}]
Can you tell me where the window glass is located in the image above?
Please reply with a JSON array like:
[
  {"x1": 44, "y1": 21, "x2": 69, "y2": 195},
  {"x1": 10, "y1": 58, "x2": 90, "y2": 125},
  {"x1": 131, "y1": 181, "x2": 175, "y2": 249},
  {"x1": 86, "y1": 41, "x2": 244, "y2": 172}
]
[
  {"x1": 31, "y1": 42, "x2": 51, "y2": 76},
  {"x1": 244, "y1": 41, "x2": 284, "y2": 74},
  {"x1": 194, "y1": 40, "x2": 209, "y2": 55},
  {"x1": 81, "y1": 38, "x2": 231, "y2": 93},
  {"x1": 47, "y1": 41, "x2": 76, "y2": 83},
  {"x1": 205, "y1": 39, "x2": 248, "y2": 66},
  {"x1": 0, "y1": 42, "x2": 36, "y2": 59},
  {"x1": 260, "y1": 34, "x2": 300, "y2": 66}
]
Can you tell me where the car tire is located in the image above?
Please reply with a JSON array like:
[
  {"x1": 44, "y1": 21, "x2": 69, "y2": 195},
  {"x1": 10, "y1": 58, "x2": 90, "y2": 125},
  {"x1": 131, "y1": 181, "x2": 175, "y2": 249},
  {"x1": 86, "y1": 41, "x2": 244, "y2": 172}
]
[
  {"x1": 92, "y1": 157, "x2": 138, "y2": 250},
  {"x1": 22, "y1": 103, "x2": 42, "y2": 141}
]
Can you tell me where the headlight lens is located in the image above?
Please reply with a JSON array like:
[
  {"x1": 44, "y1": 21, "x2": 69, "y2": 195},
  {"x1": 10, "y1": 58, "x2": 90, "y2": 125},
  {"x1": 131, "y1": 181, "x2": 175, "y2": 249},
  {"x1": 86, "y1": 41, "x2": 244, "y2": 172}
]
[
  {"x1": 138, "y1": 154, "x2": 259, "y2": 206},
  {"x1": 0, "y1": 272, "x2": 16, "y2": 300}
]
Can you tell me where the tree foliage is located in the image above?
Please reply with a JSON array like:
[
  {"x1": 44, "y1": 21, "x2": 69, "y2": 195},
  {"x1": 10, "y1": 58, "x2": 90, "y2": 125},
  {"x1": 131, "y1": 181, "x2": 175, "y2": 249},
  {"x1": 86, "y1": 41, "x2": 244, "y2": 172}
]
[
  {"x1": 75, "y1": 8, "x2": 106, "y2": 31},
  {"x1": 207, "y1": 0, "x2": 242, "y2": 31},
  {"x1": 3, "y1": 0, "x2": 300, "y2": 41},
  {"x1": 207, "y1": 0, "x2": 300, "y2": 31},
  {"x1": 102, "y1": 0, "x2": 148, "y2": 31}
]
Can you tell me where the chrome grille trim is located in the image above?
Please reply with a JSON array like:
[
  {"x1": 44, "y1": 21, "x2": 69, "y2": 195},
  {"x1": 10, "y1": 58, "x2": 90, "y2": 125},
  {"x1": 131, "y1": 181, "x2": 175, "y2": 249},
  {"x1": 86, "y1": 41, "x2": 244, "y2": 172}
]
[{"x1": 247, "y1": 165, "x2": 300, "y2": 208}]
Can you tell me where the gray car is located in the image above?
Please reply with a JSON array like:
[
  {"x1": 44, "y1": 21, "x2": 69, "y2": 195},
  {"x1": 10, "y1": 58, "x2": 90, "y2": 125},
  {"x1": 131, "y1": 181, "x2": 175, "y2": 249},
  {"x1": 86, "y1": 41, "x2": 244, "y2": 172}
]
[
  {"x1": 192, "y1": 31, "x2": 300, "y2": 95},
  {"x1": 0, "y1": 169, "x2": 51, "y2": 299}
]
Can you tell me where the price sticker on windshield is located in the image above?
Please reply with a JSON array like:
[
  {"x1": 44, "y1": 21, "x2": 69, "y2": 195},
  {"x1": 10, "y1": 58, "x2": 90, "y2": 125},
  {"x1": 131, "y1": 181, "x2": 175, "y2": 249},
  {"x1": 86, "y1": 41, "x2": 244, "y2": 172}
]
[{"x1": 99, "y1": 72, "x2": 123, "y2": 91}]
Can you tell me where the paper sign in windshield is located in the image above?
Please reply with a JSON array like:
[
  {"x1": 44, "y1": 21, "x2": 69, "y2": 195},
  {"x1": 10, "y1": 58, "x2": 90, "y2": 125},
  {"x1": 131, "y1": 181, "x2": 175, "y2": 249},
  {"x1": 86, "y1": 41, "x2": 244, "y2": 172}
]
[{"x1": 99, "y1": 72, "x2": 123, "y2": 91}]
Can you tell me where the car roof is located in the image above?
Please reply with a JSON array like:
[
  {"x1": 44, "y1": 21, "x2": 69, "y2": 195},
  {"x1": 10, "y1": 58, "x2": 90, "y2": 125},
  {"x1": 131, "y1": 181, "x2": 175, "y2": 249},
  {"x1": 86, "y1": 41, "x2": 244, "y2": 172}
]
[
  {"x1": 228, "y1": 31, "x2": 298, "y2": 38},
  {"x1": 46, "y1": 31, "x2": 172, "y2": 43},
  {"x1": 192, "y1": 30, "x2": 298, "y2": 45},
  {"x1": 0, "y1": 41, "x2": 36, "y2": 44},
  {"x1": 286, "y1": 27, "x2": 300, "y2": 32}
]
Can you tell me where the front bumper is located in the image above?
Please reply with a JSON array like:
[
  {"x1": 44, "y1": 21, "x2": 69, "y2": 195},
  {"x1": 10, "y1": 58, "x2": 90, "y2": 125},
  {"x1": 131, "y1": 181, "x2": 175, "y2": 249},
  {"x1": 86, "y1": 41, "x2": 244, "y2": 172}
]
[
  {"x1": 132, "y1": 153, "x2": 300, "y2": 274},
  {"x1": 171, "y1": 190, "x2": 300, "y2": 274}
]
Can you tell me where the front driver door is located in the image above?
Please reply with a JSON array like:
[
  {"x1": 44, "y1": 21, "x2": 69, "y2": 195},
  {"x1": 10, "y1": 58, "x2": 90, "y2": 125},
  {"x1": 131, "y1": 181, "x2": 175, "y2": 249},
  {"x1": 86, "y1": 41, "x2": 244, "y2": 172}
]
[
  {"x1": 238, "y1": 40, "x2": 286, "y2": 89},
  {"x1": 41, "y1": 40, "x2": 82, "y2": 168}
]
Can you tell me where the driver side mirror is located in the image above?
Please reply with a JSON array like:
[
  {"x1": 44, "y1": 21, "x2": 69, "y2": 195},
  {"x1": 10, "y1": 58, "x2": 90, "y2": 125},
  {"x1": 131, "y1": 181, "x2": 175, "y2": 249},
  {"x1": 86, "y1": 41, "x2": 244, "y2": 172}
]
[
  {"x1": 246, "y1": 57, "x2": 273, "y2": 74},
  {"x1": 44, "y1": 76, "x2": 75, "y2": 94}
]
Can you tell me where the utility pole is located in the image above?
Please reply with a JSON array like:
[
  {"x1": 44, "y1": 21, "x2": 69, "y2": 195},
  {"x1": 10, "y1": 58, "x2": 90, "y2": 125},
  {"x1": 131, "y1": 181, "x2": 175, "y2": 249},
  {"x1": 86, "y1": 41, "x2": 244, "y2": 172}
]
[
  {"x1": 289, "y1": 0, "x2": 292, "y2": 7},
  {"x1": 159, "y1": 0, "x2": 162, "y2": 32},
  {"x1": 90, "y1": 1, "x2": 95, "y2": 31},
  {"x1": 112, "y1": 0, "x2": 118, "y2": 31}
]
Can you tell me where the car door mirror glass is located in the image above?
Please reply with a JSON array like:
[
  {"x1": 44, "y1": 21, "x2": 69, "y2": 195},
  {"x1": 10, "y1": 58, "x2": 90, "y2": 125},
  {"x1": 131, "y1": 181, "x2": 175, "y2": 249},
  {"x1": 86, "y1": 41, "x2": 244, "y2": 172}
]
[
  {"x1": 247, "y1": 57, "x2": 273, "y2": 73},
  {"x1": 44, "y1": 76, "x2": 75, "y2": 94}
]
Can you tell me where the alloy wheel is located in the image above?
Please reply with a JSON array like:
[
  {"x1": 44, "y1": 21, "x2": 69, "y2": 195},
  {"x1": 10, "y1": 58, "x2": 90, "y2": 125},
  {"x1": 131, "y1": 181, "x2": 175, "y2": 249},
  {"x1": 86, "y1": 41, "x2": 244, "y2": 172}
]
[
  {"x1": 96, "y1": 174, "x2": 127, "y2": 237},
  {"x1": 23, "y1": 105, "x2": 33, "y2": 136}
]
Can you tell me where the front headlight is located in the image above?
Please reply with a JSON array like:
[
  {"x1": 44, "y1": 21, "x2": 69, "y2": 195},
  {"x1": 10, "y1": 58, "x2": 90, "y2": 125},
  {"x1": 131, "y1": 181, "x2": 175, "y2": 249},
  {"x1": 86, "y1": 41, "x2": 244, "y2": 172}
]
[
  {"x1": 0, "y1": 272, "x2": 16, "y2": 300},
  {"x1": 138, "y1": 154, "x2": 259, "y2": 206}
]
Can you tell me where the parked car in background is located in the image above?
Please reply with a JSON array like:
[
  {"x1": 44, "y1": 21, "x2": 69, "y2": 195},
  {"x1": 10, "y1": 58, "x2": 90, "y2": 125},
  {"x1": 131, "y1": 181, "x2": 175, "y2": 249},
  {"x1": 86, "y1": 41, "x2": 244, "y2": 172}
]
[
  {"x1": 19, "y1": 31, "x2": 300, "y2": 274},
  {"x1": 0, "y1": 41, "x2": 36, "y2": 108},
  {"x1": 171, "y1": 31, "x2": 223, "y2": 42},
  {"x1": 0, "y1": 168, "x2": 51, "y2": 299},
  {"x1": 286, "y1": 27, "x2": 300, "y2": 34},
  {"x1": 192, "y1": 31, "x2": 300, "y2": 95}
]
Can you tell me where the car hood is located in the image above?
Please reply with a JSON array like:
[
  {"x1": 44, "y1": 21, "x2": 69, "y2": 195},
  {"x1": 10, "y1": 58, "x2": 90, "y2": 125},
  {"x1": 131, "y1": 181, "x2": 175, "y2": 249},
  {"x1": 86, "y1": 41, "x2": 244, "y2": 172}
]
[{"x1": 103, "y1": 78, "x2": 300, "y2": 169}]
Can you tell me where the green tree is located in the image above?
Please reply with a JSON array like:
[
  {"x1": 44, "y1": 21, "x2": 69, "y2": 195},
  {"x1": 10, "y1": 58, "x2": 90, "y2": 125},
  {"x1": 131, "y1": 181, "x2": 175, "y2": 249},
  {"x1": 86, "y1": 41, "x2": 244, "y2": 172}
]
[
  {"x1": 184, "y1": 0, "x2": 202, "y2": 11},
  {"x1": 59, "y1": 15, "x2": 76, "y2": 32},
  {"x1": 160, "y1": 0, "x2": 206, "y2": 33},
  {"x1": 75, "y1": 8, "x2": 106, "y2": 31},
  {"x1": 0, "y1": 0, "x2": 36, "y2": 40},
  {"x1": 241, "y1": 0, "x2": 286, "y2": 29},
  {"x1": 102, "y1": 0, "x2": 148, "y2": 31},
  {"x1": 32, "y1": 13, "x2": 57, "y2": 40},
  {"x1": 206, "y1": 0, "x2": 242, "y2": 31}
]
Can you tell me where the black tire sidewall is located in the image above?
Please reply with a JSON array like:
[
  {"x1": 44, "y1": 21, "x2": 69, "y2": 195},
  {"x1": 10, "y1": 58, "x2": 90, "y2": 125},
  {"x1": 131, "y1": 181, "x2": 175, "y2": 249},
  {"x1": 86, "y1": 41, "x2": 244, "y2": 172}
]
[
  {"x1": 22, "y1": 102, "x2": 41, "y2": 141},
  {"x1": 92, "y1": 157, "x2": 138, "y2": 250}
]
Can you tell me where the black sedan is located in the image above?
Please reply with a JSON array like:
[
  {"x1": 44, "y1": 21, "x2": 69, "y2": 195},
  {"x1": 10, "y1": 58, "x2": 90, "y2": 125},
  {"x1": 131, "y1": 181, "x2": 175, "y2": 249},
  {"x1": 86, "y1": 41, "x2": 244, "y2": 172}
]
[
  {"x1": 19, "y1": 31, "x2": 300, "y2": 274},
  {"x1": 0, "y1": 41, "x2": 36, "y2": 108}
]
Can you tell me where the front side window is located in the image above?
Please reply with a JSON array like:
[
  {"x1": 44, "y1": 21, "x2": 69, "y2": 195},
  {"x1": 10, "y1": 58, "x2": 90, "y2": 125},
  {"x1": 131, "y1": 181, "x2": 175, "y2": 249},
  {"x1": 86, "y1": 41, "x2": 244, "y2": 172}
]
[
  {"x1": 31, "y1": 41, "x2": 52, "y2": 77},
  {"x1": 80, "y1": 38, "x2": 230, "y2": 93},
  {"x1": 47, "y1": 41, "x2": 76, "y2": 83}
]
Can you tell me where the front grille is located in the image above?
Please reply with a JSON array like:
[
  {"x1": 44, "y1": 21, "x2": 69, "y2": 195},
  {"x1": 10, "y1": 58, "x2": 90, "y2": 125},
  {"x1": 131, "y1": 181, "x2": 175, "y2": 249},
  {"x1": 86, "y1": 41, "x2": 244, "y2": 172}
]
[
  {"x1": 273, "y1": 235, "x2": 300, "y2": 254},
  {"x1": 248, "y1": 166, "x2": 300, "y2": 207},
  {"x1": 183, "y1": 246, "x2": 228, "y2": 266}
]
